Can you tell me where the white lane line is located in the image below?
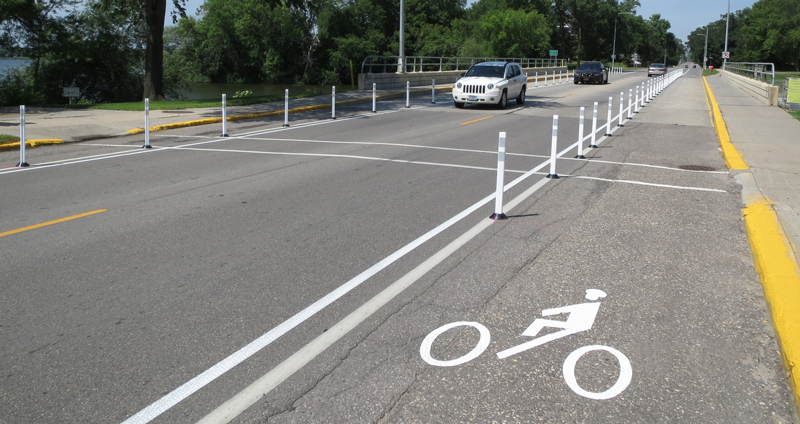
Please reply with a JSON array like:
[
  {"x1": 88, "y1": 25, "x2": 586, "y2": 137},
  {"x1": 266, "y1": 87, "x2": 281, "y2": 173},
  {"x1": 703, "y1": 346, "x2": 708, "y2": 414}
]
[
  {"x1": 570, "y1": 175, "x2": 727, "y2": 193},
  {"x1": 196, "y1": 178, "x2": 552, "y2": 424},
  {"x1": 158, "y1": 146, "x2": 528, "y2": 174},
  {"x1": 0, "y1": 107, "x2": 423, "y2": 176},
  {"x1": 121, "y1": 155, "x2": 553, "y2": 424}
]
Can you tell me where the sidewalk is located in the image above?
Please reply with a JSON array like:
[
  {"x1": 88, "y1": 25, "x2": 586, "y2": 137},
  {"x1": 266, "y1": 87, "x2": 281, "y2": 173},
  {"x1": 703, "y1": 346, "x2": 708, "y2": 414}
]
[{"x1": 705, "y1": 72, "x2": 800, "y2": 410}]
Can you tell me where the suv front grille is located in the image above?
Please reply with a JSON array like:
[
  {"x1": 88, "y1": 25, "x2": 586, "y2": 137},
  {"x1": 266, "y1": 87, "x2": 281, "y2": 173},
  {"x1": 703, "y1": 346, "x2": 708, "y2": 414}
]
[{"x1": 462, "y1": 85, "x2": 486, "y2": 94}]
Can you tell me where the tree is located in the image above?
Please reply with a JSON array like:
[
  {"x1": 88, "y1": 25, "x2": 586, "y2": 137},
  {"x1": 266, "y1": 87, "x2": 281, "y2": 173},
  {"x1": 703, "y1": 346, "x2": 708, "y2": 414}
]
[
  {"x1": 742, "y1": 0, "x2": 800, "y2": 70},
  {"x1": 474, "y1": 8, "x2": 550, "y2": 57}
]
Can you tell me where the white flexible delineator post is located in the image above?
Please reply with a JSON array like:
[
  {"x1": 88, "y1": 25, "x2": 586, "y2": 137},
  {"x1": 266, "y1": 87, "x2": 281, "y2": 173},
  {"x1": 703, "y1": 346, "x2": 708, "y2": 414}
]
[
  {"x1": 590, "y1": 102, "x2": 598, "y2": 148},
  {"x1": 490, "y1": 132, "x2": 508, "y2": 220},
  {"x1": 605, "y1": 96, "x2": 613, "y2": 136},
  {"x1": 221, "y1": 94, "x2": 229, "y2": 136},
  {"x1": 143, "y1": 98, "x2": 152, "y2": 148},
  {"x1": 576, "y1": 107, "x2": 586, "y2": 159},
  {"x1": 17, "y1": 105, "x2": 29, "y2": 167},
  {"x1": 283, "y1": 89, "x2": 290, "y2": 127},
  {"x1": 547, "y1": 115, "x2": 559, "y2": 179}
]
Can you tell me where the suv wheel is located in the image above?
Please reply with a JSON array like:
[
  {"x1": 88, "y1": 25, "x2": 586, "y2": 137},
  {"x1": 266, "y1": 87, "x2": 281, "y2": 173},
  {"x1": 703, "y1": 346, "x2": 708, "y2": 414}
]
[
  {"x1": 454, "y1": 101, "x2": 465, "y2": 109},
  {"x1": 516, "y1": 86, "x2": 526, "y2": 105},
  {"x1": 497, "y1": 91, "x2": 507, "y2": 109}
]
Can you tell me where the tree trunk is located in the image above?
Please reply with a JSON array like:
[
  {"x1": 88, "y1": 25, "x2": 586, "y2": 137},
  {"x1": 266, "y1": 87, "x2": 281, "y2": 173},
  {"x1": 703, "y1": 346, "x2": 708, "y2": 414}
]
[{"x1": 143, "y1": 0, "x2": 166, "y2": 100}]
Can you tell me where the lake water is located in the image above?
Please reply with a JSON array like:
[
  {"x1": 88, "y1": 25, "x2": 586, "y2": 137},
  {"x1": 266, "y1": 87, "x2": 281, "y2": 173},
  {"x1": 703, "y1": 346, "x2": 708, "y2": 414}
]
[
  {"x1": 0, "y1": 59, "x2": 31, "y2": 76},
  {"x1": 177, "y1": 82, "x2": 357, "y2": 100}
]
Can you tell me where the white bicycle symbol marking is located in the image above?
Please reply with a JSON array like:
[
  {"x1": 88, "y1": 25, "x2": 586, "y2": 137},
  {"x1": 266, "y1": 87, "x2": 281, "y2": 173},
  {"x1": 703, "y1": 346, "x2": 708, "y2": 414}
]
[{"x1": 420, "y1": 289, "x2": 632, "y2": 400}]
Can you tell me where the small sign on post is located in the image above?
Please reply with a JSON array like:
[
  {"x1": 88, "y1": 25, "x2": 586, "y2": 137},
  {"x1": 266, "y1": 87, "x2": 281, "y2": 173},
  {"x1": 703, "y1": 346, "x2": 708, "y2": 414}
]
[{"x1": 63, "y1": 87, "x2": 80, "y2": 105}]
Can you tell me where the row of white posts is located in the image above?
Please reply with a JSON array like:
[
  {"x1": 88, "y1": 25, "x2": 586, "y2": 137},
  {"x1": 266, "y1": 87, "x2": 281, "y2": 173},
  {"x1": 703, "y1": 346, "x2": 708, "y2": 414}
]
[
  {"x1": 13, "y1": 69, "x2": 681, "y2": 168},
  {"x1": 532, "y1": 70, "x2": 573, "y2": 88},
  {"x1": 489, "y1": 68, "x2": 685, "y2": 220}
]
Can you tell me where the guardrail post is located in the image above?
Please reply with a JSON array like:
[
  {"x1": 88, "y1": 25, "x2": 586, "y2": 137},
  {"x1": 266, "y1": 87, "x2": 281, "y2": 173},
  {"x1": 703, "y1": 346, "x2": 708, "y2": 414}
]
[
  {"x1": 605, "y1": 96, "x2": 613, "y2": 136},
  {"x1": 331, "y1": 86, "x2": 336, "y2": 119},
  {"x1": 221, "y1": 94, "x2": 229, "y2": 136},
  {"x1": 546, "y1": 115, "x2": 559, "y2": 179},
  {"x1": 576, "y1": 107, "x2": 586, "y2": 159},
  {"x1": 490, "y1": 132, "x2": 508, "y2": 221},
  {"x1": 143, "y1": 98, "x2": 152, "y2": 148},
  {"x1": 372, "y1": 83, "x2": 377, "y2": 113},
  {"x1": 590, "y1": 102, "x2": 599, "y2": 148},
  {"x1": 431, "y1": 79, "x2": 436, "y2": 104},
  {"x1": 406, "y1": 81, "x2": 410, "y2": 108},
  {"x1": 618, "y1": 92, "x2": 624, "y2": 127},
  {"x1": 17, "y1": 105, "x2": 29, "y2": 167}
]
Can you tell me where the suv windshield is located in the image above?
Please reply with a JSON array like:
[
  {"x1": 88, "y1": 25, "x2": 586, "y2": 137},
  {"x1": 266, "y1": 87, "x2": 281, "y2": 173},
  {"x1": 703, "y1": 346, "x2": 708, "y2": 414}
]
[
  {"x1": 465, "y1": 65, "x2": 505, "y2": 78},
  {"x1": 578, "y1": 63, "x2": 602, "y2": 70}
]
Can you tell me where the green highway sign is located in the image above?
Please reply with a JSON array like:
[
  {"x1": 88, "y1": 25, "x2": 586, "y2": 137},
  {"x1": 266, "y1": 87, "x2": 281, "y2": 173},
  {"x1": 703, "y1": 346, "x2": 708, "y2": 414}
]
[{"x1": 549, "y1": 50, "x2": 558, "y2": 57}]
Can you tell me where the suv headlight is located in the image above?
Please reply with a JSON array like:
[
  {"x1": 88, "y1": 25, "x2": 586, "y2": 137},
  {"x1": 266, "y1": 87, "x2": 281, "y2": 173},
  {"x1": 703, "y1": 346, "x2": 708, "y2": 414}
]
[
  {"x1": 457, "y1": 82, "x2": 462, "y2": 89},
  {"x1": 487, "y1": 83, "x2": 494, "y2": 90}
]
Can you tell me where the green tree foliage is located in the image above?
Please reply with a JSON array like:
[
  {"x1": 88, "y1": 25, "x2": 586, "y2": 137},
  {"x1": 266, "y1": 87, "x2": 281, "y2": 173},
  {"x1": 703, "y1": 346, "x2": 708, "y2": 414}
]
[
  {"x1": 741, "y1": 0, "x2": 799, "y2": 70},
  {"x1": 474, "y1": 9, "x2": 549, "y2": 57}
]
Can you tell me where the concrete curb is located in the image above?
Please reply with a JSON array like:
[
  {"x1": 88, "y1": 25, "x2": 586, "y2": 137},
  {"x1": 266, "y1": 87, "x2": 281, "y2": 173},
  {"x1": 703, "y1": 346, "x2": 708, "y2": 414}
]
[
  {"x1": 125, "y1": 87, "x2": 453, "y2": 135},
  {"x1": 706, "y1": 77, "x2": 800, "y2": 410},
  {"x1": 702, "y1": 76, "x2": 748, "y2": 170},
  {"x1": 0, "y1": 139, "x2": 64, "y2": 152}
]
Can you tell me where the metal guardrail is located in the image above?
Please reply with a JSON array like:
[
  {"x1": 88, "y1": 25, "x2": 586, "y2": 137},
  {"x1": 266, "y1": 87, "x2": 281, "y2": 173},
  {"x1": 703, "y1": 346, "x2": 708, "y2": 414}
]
[
  {"x1": 724, "y1": 62, "x2": 775, "y2": 85},
  {"x1": 360, "y1": 56, "x2": 566, "y2": 74}
]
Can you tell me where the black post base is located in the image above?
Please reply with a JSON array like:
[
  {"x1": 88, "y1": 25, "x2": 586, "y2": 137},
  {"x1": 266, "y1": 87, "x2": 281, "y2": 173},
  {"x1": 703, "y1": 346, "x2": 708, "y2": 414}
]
[
  {"x1": 489, "y1": 213, "x2": 508, "y2": 220},
  {"x1": 221, "y1": 133, "x2": 229, "y2": 137},
  {"x1": 575, "y1": 155, "x2": 586, "y2": 159},
  {"x1": 546, "y1": 174, "x2": 560, "y2": 179},
  {"x1": 142, "y1": 145, "x2": 152, "y2": 149},
  {"x1": 16, "y1": 162, "x2": 30, "y2": 167}
]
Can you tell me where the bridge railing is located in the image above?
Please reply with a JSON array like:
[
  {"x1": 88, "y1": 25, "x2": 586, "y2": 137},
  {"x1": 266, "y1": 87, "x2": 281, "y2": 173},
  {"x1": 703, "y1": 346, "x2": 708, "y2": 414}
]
[
  {"x1": 361, "y1": 56, "x2": 566, "y2": 74},
  {"x1": 725, "y1": 62, "x2": 775, "y2": 85}
]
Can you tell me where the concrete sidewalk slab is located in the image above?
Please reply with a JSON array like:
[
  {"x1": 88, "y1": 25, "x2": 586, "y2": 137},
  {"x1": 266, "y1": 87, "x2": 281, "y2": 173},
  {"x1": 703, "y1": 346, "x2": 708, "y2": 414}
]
[{"x1": 706, "y1": 74, "x2": 800, "y2": 262}]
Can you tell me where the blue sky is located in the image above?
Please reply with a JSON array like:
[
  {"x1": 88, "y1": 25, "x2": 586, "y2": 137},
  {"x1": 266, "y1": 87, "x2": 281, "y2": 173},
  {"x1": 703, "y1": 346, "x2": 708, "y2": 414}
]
[{"x1": 171, "y1": 0, "x2": 759, "y2": 43}]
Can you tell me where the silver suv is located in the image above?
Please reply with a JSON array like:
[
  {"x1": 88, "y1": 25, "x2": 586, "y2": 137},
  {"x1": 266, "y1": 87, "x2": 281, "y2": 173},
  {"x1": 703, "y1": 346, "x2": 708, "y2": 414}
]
[{"x1": 452, "y1": 62, "x2": 527, "y2": 109}]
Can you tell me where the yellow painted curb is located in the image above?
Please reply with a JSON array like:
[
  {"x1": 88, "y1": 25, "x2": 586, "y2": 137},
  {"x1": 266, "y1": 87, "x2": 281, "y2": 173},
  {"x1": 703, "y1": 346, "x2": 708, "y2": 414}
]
[
  {"x1": 0, "y1": 139, "x2": 64, "y2": 151},
  {"x1": 744, "y1": 199, "x2": 800, "y2": 408},
  {"x1": 124, "y1": 87, "x2": 453, "y2": 135},
  {"x1": 702, "y1": 76, "x2": 748, "y2": 170}
]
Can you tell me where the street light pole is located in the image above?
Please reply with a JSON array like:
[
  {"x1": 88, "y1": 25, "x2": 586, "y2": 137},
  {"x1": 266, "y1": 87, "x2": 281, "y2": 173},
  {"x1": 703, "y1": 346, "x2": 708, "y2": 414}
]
[
  {"x1": 398, "y1": 0, "x2": 405, "y2": 73},
  {"x1": 723, "y1": 0, "x2": 730, "y2": 69},
  {"x1": 611, "y1": 12, "x2": 633, "y2": 75},
  {"x1": 704, "y1": 26, "x2": 709, "y2": 69}
]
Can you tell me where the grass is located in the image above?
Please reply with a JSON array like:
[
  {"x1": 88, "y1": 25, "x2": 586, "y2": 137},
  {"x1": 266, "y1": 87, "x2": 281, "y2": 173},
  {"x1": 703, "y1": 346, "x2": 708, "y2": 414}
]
[
  {"x1": 56, "y1": 86, "x2": 357, "y2": 112},
  {"x1": 0, "y1": 134, "x2": 19, "y2": 144},
  {"x1": 703, "y1": 69, "x2": 719, "y2": 76},
  {"x1": 788, "y1": 110, "x2": 800, "y2": 122}
]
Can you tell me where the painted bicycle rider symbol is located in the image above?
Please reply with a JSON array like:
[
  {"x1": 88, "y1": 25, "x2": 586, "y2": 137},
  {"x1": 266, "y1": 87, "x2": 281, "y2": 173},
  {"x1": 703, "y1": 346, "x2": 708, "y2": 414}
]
[{"x1": 420, "y1": 289, "x2": 632, "y2": 400}]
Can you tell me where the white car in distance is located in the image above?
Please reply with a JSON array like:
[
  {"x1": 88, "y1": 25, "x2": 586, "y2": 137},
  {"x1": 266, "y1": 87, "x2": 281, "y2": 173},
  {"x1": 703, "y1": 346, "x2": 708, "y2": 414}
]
[{"x1": 453, "y1": 62, "x2": 527, "y2": 109}]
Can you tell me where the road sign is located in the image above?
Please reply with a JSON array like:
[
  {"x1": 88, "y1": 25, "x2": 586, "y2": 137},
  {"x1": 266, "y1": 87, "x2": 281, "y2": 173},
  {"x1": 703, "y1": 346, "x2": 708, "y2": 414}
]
[
  {"x1": 549, "y1": 50, "x2": 558, "y2": 57},
  {"x1": 63, "y1": 87, "x2": 80, "y2": 97},
  {"x1": 722, "y1": 51, "x2": 730, "y2": 59}
]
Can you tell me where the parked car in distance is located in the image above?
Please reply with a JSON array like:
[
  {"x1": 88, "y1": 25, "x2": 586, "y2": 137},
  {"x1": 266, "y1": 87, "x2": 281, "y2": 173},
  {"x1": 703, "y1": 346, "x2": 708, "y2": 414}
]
[
  {"x1": 452, "y1": 62, "x2": 527, "y2": 109},
  {"x1": 573, "y1": 61, "x2": 608, "y2": 84},
  {"x1": 648, "y1": 63, "x2": 666, "y2": 77}
]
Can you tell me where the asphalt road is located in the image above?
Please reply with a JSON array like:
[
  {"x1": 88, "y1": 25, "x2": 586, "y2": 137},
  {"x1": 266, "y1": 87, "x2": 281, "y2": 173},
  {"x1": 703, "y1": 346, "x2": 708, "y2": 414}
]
[{"x1": 1, "y1": 68, "x2": 797, "y2": 424}]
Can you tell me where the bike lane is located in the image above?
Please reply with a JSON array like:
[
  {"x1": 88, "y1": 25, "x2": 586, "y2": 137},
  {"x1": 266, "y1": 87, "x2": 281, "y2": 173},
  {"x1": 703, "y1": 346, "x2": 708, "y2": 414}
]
[{"x1": 257, "y1": 70, "x2": 798, "y2": 423}]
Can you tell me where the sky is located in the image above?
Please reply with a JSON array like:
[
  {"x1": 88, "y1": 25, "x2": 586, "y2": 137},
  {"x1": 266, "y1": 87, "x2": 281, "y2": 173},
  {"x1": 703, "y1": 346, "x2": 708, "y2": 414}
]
[{"x1": 170, "y1": 0, "x2": 759, "y2": 44}]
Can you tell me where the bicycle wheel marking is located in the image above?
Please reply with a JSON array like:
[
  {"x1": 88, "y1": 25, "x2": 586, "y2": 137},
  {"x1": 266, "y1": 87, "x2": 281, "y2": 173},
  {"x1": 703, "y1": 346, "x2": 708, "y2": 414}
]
[
  {"x1": 562, "y1": 345, "x2": 632, "y2": 400},
  {"x1": 420, "y1": 322, "x2": 491, "y2": 367}
]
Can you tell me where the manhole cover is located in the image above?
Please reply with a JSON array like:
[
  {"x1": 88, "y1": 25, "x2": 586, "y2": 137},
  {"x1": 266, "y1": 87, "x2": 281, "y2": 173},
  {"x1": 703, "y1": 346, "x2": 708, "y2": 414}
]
[
  {"x1": 161, "y1": 110, "x2": 193, "y2": 114},
  {"x1": 678, "y1": 165, "x2": 718, "y2": 171}
]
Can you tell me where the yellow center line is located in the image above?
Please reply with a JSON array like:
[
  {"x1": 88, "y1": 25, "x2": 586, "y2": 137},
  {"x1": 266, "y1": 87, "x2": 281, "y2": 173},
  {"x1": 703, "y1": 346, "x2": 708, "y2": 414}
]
[
  {"x1": 0, "y1": 209, "x2": 107, "y2": 238},
  {"x1": 563, "y1": 94, "x2": 575, "y2": 98},
  {"x1": 460, "y1": 116, "x2": 494, "y2": 125}
]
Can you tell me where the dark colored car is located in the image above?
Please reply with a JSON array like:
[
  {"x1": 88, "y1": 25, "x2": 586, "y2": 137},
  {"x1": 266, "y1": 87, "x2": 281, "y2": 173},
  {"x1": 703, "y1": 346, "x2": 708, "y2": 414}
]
[{"x1": 573, "y1": 62, "x2": 608, "y2": 84}]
